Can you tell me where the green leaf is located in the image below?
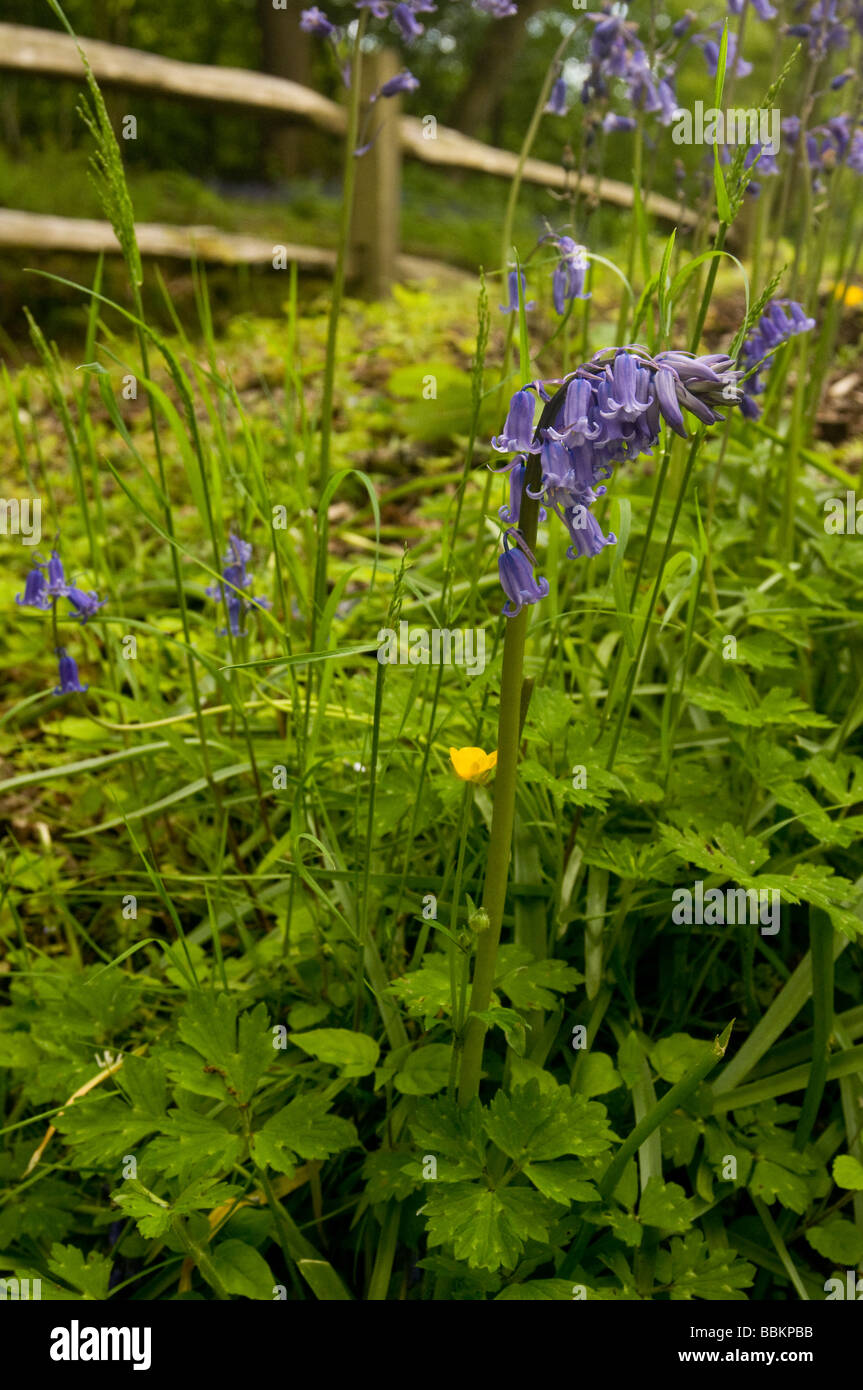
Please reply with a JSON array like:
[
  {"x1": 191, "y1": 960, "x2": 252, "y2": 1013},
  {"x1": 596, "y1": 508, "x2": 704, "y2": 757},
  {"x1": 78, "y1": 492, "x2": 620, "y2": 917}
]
[
  {"x1": 655, "y1": 1232, "x2": 755, "y2": 1300},
  {"x1": 638, "y1": 1177, "x2": 698, "y2": 1232},
  {"x1": 523, "y1": 1160, "x2": 600, "y2": 1205},
  {"x1": 54, "y1": 1096, "x2": 164, "y2": 1166},
  {"x1": 177, "y1": 993, "x2": 275, "y2": 1104},
  {"x1": 387, "y1": 954, "x2": 452, "y2": 1027},
  {"x1": 146, "y1": 1110, "x2": 244, "y2": 1184},
  {"x1": 409, "y1": 1097, "x2": 486, "y2": 1182},
  {"x1": 495, "y1": 1279, "x2": 577, "y2": 1301},
  {"x1": 420, "y1": 1182, "x2": 558, "y2": 1272},
  {"x1": 250, "y1": 1095, "x2": 358, "y2": 1176},
  {"x1": 577, "y1": 1051, "x2": 623, "y2": 1098},
  {"x1": 209, "y1": 1239, "x2": 274, "y2": 1300},
  {"x1": 46, "y1": 1243, "x2": 112, "y2": 1300},
  {"x1": 806, "y1": 1218, "x2": 863, "y2": 1265},
  {"x1": 394, "y1": 1043, "x2": 452, "y2": 1095},
  {"x1": 289, "y1": 1028, "x2": 379, "y2": 1077},
  {"x1": 495, "y1": 949, "x2": 584, "y2": 1011},
  {"x1": 650, "y1": 1035, "x2": 712, "y2": 1085},
  {"x1": 749, "y1": 1158, "x2": 812, "y2": 1214},
  {"x1": 483, "y1": 1080, "x2": 616, "y2": 1162},
  {"x1": 833, "y1": 1154, "x2": 863, "y2": 1189}
]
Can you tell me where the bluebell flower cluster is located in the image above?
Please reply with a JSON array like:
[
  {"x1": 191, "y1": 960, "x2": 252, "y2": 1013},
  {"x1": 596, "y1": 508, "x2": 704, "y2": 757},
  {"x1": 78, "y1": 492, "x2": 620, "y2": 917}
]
[
  {"x1": 491, "y1": 348, "x2": 745, "y2": 615},
  {"x1": 206, "y1": 534, "x2": 271, "y2": 638},
  {"x1": 786, "y1": 0, "x2": 862, "y2": 55},
  {"x1": 738, "y1": 299, "x2": 816, "y2": 419},
  {"x1": 582, "y1": 6, "x2": 679, "y2": 128},
  {"x1": 16, "y1": 548, "x2": 105, "y2": 697}
]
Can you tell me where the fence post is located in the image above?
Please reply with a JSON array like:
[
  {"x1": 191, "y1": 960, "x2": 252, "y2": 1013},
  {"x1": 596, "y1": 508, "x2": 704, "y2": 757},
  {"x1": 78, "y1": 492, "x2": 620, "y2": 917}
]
[{"x1": 350, "y1": 47, "x2": 401, "y2": 298}]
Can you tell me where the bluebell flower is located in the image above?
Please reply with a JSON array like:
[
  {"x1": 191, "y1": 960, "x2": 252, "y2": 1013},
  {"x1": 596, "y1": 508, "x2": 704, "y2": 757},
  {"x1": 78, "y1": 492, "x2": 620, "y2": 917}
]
[
  {"x1": 728, "y1": 0, "x2": 778, "y2": 18},
  {"x1": 498, "y1": 533, "x2": 549, "y2": 618},
  {"x1": 392, "y1": 2, "x2": 424, "y2": 41},
  {"x1": 54, "y1": 648, "x2": 88, "y2": 696},
  {"x1": 492, "y1": 388, "x2": 541, "y2": 454},
  {"x1": 602, "y1": 113, "x2": 637, "y2": 134},
  {"x1": 499, "y1": 268, "x2": 536, "y2": 316},
  {"x1": 543, "y1": 235, "x2": 590, "y2": 316},
  {"x1": 16, "y1": 562, "x2": 51, "y2": 611},
  {"x1": 46, "y1": 550, "x2": 68, "y2": 596},
  {"x1": 300, "y1": 6, "x2": 335, "y2": 35},
  {"x1": 64, "y1": 587, "x2": 108, "y2": 624},
  {"x1": 545, "y1": 78, "x2": 569, "y2": 118},
  {"x1": 374, "y1": 70, "x2": 420, "y2": 99},
  {"x1": 473, "y1": 0, "x2": 518, "y2": 15},
  {"x1": 700, "y1": 30, "x2": 752, "y2": 78}
]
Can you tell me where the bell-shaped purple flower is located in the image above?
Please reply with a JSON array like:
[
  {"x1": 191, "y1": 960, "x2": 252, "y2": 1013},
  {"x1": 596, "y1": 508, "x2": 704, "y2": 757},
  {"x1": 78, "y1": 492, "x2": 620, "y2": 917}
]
[
  {"x1": 499, "y1": 268, "x2": 536, "y2": 316},
  {"x1": 54, "y1": 648, "x2": 88, "y2": 696},
  {"x1": 492, "y1": 388, "x2": 541, "y2": 454},
  {"x1": 300, "y1": 7, "x2": 334, "y2": 36},
  {"x1": 16, "y1": 563, "x2": 51, "y2": 611},
  {"x1": 65, "y1": 587, "x2": 108, "y2": 624},
  {"x1": 545, "y1": 78, "x2": 569, "y2": 117},
  {"x1": 498, "y1": 535, "x2": 549, "y2": 618},
  {"x1": 46, "y1": 550, "x2": 68, "y2": 596}
]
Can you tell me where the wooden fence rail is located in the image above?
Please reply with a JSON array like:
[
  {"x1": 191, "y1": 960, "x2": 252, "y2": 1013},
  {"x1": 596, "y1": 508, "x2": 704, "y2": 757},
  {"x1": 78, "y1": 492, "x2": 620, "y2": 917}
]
[{"x1": 0, "y1": 21, "x2": 699, "y2": 291}]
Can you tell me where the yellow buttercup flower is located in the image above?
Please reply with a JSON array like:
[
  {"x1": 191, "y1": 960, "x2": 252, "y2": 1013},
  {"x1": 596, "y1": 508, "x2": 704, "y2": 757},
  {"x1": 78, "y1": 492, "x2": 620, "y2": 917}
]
[
  {"x1": 449, "y1": 746, "x2": 498, "y2": 782},
  {"x1": 833, "y1": 282, "x2": 863, "y2": 307}
]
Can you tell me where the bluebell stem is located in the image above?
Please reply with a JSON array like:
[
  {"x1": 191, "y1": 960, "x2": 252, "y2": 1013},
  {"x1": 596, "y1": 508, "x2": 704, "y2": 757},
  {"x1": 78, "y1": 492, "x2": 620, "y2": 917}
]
[
  {"x1": 491, "y1": 348, "x2": 745, "y2": 614},
  {"x1": 54, "y1": 648, "x2": 88, "y2": 697}
]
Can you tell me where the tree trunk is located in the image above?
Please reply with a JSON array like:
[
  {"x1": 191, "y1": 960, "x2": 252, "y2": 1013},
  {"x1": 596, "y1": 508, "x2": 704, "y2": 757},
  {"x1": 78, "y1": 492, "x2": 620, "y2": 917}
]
[{"x1": 257, "y1": 0, "x2": 313, "y2": 178}]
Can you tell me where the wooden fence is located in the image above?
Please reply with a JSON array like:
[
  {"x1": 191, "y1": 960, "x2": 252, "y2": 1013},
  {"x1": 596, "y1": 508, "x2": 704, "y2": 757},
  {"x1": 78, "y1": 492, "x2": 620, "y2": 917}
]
[{"x1": 0, "y1": 21, "x2": 698, "y2": 293}]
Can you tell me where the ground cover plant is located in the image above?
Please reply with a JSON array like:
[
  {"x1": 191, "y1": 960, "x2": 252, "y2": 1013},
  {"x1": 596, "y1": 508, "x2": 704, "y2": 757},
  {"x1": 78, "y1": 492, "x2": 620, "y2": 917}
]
[{"x1": 1, "y1": 0, "x2": 863, "y2": 1309}]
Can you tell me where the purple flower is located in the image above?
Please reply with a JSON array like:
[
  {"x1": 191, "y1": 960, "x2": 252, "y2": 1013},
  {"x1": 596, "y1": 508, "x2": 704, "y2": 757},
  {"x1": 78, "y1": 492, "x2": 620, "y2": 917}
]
[
  {"x1": 492, "y1": 388, "x2": 541, "y2": 454},
  {"x1": 16, "y1": 563, "x2": 51, "y2": 611},
  {"x1": 544, "y1": 236, "x2": 590, "y2": 316},
  {"x1": 54, "y1": 648, "x2": 88, "y2": 696},
  {"x1": 46, "y1": 549, "x2": 68, "y2": 596},
  {"x1": 376, "y1": 70, "x2": 420, "y2": 99},
  {"x1": 207, "y1": 533, "x2": 270, "y2": 636},
  {"x1": 545, "y1": 77, "x2": 569, "y2": 118},
  {"x1": 300, "y1": 7, "x2": 334, "y2": 36},
  {"x1": 489, "y1": 345, "x2": 748, "y2": 612},
  {"x1": 498, "y1": 533, "x2": 549, "y2": 617},
  {"x1": 603, "y1": 113, "x2": 637, "y2": 134},
  {"x1": 393, "y1": 3, "x2": 424, "y2": 42},
  {"x1": 473, "y1": 0, "x2": 518, "y2": 15},
  {"x1": 64, "y1": 587, "x2": 108, "y2": 623},
  {"x1": 738, "y1": 299, "x2": 815, "y2": 418},
  {"x1": 499, "y1": 268, "x2": 536, "y2": 316}
]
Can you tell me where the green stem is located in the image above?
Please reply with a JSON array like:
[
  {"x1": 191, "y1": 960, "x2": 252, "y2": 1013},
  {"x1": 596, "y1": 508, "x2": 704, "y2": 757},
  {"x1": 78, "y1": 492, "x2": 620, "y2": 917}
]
[
  {"x1": 458, "y1": 464, "x2": 541, "y2": 1106},
  {"x1": 312, "y1": 14, "x2": 368, "y2": 638},
  {"x1": 367, "y1": 1203, "x2": 400, "y2": 1301}
]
